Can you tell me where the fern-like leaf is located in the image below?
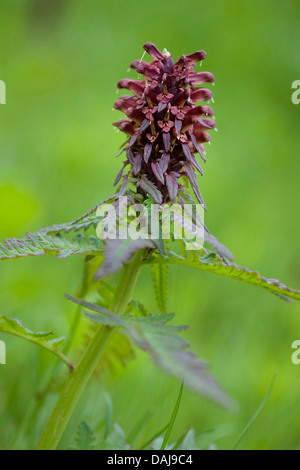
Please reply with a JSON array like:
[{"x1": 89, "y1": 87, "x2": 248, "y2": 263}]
[
  {"x1": 0, "y1": 315, "x2": 73, "y2": 371},
  {"x1": 95, "y1": 238, "x2": 154, "y2": 280},
  {"x1": 150, "y1": 251, "x2": 300, "y2": 302},
  {"x1": 42, "y1": 215, "x2": 104, "y2": 236},
  {"x1": 0, "y1": 232, "x2": 103, "y2": 262},
  {"x1": 66, "y1": 295, "x2": 233, "y2": 409},
  {"x1": 69, "y1": 422, "x2": 96, "y2": 450}
]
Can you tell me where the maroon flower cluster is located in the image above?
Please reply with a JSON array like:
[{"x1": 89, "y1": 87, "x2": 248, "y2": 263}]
[{"x1": 113, "y1": 42, "x2": 216, "y2": 209}]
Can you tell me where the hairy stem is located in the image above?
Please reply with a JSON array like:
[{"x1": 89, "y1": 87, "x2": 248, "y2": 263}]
[{"x1": 36, "y1": 251, "x2": 144, "y2": 450}]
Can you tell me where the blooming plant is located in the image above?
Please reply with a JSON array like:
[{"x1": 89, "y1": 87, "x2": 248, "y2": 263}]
[{"x1": 0, "y1": 43, "x2": 299, "y2": 450}]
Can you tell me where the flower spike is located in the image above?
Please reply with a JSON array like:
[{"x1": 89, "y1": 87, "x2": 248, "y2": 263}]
[{"x1": 113, "y1": 43, "x2": 215, "y2": 207}]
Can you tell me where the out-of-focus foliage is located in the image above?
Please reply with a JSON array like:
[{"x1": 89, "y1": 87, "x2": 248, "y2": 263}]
[
  {"x1": 0, "y1": 314, "x2": 72, "y2": 370},
  {"x1": 0, "y1": 0, "x2": 300, "y2": 450}
]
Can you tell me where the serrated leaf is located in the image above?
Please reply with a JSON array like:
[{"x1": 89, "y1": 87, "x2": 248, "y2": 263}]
[
  {"x1": 70, "y1": 422, "x2": 96, "y2": 450},
  {"x1": 204, "y1": 230, "x2": 233, "y2": 261},
  {"x1": 71, "y1": 296, "x2": 232, "y2": 408},
  {"x1": 134, "y1": 312, "x2": 176, "y2": 324},
  {"x1": 0, "y1": 232, "x2": 103, "y2": 262},
  {"x1": 94, "y1": 238, "x2": 154, "y2": 280},
  {"x1": 43, "y1": 215, "x2": 105, "y2": 236},
  {"x1": 152, "y1": 263, "x2": 168, "y2": 312},
  {"x1": 0, "y1": 197, "x2": 122, "y2": 261},
  {"x1": 0, "y1": 315, "x2": 73, "y2": 371},
  {"x1": 126, "y1": 315, "x2": 233, "y2": 409},
  {"x1": 126, "y1": 298, "x2": 148, "y2": 317},
  {"x1": 67, "y1": 288, "x2": 136, "y2": 374},
  {"x1": 152, "y1": 251, "x2": 300, "y2": 302},
  {"x1": 65, "y1": 294, "x2": 120, "y2": 326},
  {"x1": 58, "y1": 194, "x2": 119, "y2": 227}
]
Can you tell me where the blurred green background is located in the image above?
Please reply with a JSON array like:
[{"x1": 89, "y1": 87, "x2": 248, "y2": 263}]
[{"x1": 0, "y1": 0, "x2": 300, "y2": 450}]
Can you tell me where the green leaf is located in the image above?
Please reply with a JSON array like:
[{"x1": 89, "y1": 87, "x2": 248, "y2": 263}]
[
  {"x1": 70, "y1": 422, "x2": 96, "y2": 450},
  {"x1": 152, "y1": 263, "x2": 168, "y2": 312},
  {"x1": 65, "y1": 294, "x2": 123, "y2": 327},
  {"x1": 0, "y1": 232, "x2": 103, "y2": 262},
  {"x1": 204, "y1": 231, "x2": 234, "y2": 261},
  {"x1": 232, "y1": 372, "x2": 277, "y2": 450},
  {"x1": 69, "y1": 296, "x2": 232, "y2": 409},
  {"x1": 66, "y1": 290, "x2": 137, "y2": 374},
  {"x1": 43, "y1": 215, "x2": 105, "y2": 236},
  {"x1": 161, "y1": 382, "x2": 184, "y2": 450},
  {"x1": 64, "y1": 194, "x2": 119, "y2": 227},
  {"x1": 126, "y1": 298, "x2": 148, "y2": 317},
  {"x1": 126, "y1": 314, "x2": 233, "y2": 409},
  {"x1": 94, "y1": 238, "x2": 154, "y2": 280},
  {"x1": 139, "y1": 424, "x2": 169, "y2": 450},
  {"x1": 0, "y1": 315, "x2": 73, "y2": 371},
  {"x1": 151, "y1": 251, "x2": 300, "y2": 302}
]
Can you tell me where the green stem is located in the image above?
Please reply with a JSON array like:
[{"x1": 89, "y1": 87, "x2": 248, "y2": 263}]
[{"x1": 36, "y1": 251, "x2": 144, "y2": 450}]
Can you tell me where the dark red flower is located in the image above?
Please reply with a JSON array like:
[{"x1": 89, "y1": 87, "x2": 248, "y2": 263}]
[{"x1": 112, "y1": 42, "x2": 215, "y2": 207}]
